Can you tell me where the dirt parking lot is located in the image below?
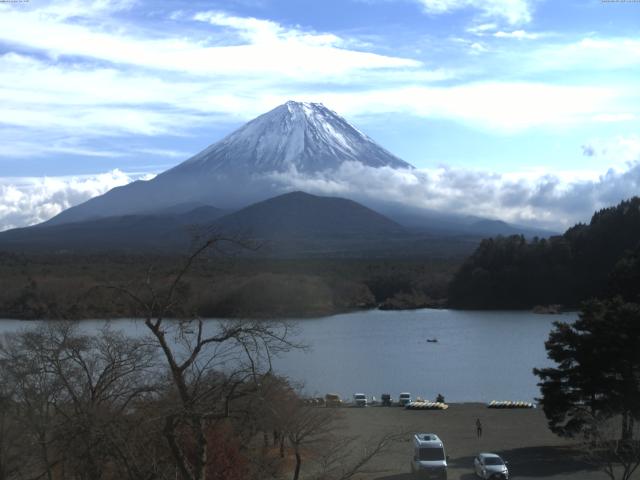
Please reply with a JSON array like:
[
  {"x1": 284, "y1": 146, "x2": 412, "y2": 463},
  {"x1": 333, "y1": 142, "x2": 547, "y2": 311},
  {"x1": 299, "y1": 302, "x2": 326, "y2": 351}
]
[{"x1": 334, "y1": 403, "x2": 611, "y2": 480}]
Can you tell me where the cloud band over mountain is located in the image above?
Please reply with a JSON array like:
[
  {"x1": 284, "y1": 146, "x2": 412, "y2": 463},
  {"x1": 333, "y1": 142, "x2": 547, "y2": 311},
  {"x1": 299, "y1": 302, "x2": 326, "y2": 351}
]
[
  {"x1": 3, "y1": 159, "x2": 638, "y2": 233},
  {"x1": 0, "y1": 170, "x2": 154, "y2": 231},
  {"x1": 269, "y1": 159, "x2": 640, "y2": 231}
]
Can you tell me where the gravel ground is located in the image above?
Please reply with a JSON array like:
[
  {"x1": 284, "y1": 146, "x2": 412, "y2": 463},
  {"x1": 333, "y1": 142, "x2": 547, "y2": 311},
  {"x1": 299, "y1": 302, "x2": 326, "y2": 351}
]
[{"x1": 333, "y1": 404, "x2": 611, "y2": 480}]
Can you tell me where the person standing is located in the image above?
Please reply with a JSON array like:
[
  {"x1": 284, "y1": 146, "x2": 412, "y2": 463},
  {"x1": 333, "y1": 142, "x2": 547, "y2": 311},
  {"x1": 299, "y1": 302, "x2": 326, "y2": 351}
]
[{"x1": 476, "y1": 418, "x2": 483, "y2": 438}]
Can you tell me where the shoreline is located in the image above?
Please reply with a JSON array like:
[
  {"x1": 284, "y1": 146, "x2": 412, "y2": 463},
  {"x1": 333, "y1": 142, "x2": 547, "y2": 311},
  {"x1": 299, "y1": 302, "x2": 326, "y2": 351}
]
[{"x1": 0, "y1": 305, "x2": 576, "y2": 322}]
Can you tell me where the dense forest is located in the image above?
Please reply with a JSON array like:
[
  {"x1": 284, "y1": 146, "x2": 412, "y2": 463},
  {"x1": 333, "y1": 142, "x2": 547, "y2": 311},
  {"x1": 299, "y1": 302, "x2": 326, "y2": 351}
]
[
  {"x1": 448, "y1": 197, "x2": 640, "y2": 309},
  {"x1": 0, "y1": 253, "x2": 458, "y2": 319},
  {"x1": 4, "y1": 197, "x2": 640, "y2": 318}
]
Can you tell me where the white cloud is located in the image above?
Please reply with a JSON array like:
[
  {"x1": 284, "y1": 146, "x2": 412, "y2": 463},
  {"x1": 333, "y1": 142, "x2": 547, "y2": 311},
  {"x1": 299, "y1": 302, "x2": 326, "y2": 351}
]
[
  {"x1": 0, "y1": 1, "x2": 637, "y2": 152},
  {"x1": 132, "y1": 148, "x2": 191, "y2": 159},
  {"x1": 0, "y1": 139, "x2": 125, "y2": 159},
  {"x1": 494, "y1": 30, "x2": 541, "y2": 40},
  {"x1": 0, "y1": 52, "x2": 221, "y2": 138},
  {"x1": 580, "y1": 135, "x2": 640, "y2": 171},
  {"x1": 528, "y1": 37, "x2": 640, "y2": 72},
  {"x1": 469, "y1": 42, "x2": 488, "y2": 53},
  {"x1": 415, "y1": 0, "x2": 532, "y2": 25},
  {"x1": 0, "y1": 4, "x2": 429, "y2": 148},
  {"x1": 466, "y1": 23, "x2": 498, "y2": 35},
  {"x1": 0, "y1": 170, "x2": 154, "y2": 231},
  {"x1": 267, "y1": 158, "x2": 640, "y2": 231},
  {"x1": 0, "y1": 7, "x2": 419, "y2": 79},
  {"x1": 3, "y1": 43, "x2": 632, "y2": 141},
  {"x1": 319, "y1": 82, "x2": 627, "y2": 132},
  {"x1": 2, "y1": 154, "x2": 640, "y2": 232}
]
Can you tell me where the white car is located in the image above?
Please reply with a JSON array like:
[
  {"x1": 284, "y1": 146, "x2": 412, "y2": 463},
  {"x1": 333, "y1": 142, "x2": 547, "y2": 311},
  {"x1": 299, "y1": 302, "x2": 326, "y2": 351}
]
[{"x1": 473, "y1": 453, "x2": 509, "y2": 479}]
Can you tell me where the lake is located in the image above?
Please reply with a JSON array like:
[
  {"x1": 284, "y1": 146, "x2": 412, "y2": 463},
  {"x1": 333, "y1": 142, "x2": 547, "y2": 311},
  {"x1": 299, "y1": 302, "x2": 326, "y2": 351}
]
[{"x1": 0, "y1": 308, "x2": 576, "y2": 403}]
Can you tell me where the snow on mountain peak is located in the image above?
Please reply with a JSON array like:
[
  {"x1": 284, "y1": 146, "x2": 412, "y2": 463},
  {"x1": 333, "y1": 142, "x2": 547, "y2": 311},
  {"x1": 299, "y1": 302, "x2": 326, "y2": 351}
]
[
  {"x1": 42, "y1": 102, "x2": 416, "y2": 224},
  {"x1": 175, "y1": 101, "x2": 414, "y2": 175}
]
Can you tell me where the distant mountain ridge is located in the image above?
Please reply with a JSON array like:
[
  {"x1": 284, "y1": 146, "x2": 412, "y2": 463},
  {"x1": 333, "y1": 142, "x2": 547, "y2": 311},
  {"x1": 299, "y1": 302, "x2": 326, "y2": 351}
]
[
  {"x1": 1, "y1": 190, "x2": 518, "y2": 258},
  {"x1": 216, "y1": 191, "x2": 404, "y2": 238},
  {"x1": 0, "y1": 205, "x2": 227, "y2": 252},
  {"x1": 0, "y1": 192, "x2": 408, "y2": 254}
]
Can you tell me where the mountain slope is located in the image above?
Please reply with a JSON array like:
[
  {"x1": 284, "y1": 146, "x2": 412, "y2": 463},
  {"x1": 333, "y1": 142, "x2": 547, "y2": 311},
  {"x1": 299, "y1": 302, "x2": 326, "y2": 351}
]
[
  {"x1": 465, "y1": 219, "x2": 554, "y2": 238},
  {"x1": 0, "y1": 192, "x2": 408, "y2": 254},
  {"x1": 45, "y1": 101, "x2": 414, "y2": 226},
  {"x1": 215, "y1": 191, "x2": 404, "y2": 238},
  {"x1": 373, "y1": 203, "x2": 556, "y2": 238},
  {"x1": 173, "y1": 101, "x2": 412, "y2": 175},
  {"x1": 0, "y1": 206, "x2": 226, "y2": 252}
]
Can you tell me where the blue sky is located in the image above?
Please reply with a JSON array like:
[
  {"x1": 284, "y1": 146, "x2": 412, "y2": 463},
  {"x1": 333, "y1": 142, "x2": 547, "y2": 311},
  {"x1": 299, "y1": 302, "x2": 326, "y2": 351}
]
[{"x1": 1, "y1": 0, "x2": 639, "y2": 230}]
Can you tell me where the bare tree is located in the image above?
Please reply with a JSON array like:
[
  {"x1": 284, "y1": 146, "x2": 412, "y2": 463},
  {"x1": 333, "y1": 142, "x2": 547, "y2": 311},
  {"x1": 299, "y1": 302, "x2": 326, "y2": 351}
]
[
  {"x1": 0, "y1": 322, "x2": 159, "y2": 480},
  {"x1": 107, "y1": 237, "x2": 300, "y2": 480},
  {"x1": 583, "y1": 414, "x2": 640, "y2": 480},
  {"x1": 312, "y1": 431, "x2": 407, "y2": 480},
  {"x1": 259, "y1": 384, "x2": 405, "y2": 480},
  {"x1": 283, "y1": 402, "x2": 337, "y2": 480},
  {"x1": 0, "y1": 333, "x2": 61, "y2": 480},
  {"x1": 0, "y1": 377, "x2": 22, "y2": 480}
]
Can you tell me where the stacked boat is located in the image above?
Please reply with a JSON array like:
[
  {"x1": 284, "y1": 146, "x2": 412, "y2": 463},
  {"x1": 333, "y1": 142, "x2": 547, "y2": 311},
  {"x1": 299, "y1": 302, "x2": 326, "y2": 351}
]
[
  {"x1": 405, "y1": 401, "x2": 449, "y2": 410},
  {"x1": 487, "y1": 400, "x2": 535, "y2": 409}
]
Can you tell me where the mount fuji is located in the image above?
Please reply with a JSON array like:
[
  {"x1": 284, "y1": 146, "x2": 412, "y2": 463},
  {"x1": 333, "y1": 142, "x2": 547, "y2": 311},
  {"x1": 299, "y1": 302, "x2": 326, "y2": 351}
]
[
  {"x1": 0, "y1": 101, "x2": 553, "y2": 253},
  {"x1": 175, "y1": 100, "x2": 412, "y2": 175},
  {"x1": 46, "y1": 101, "x2": 413, "y2": 226}
]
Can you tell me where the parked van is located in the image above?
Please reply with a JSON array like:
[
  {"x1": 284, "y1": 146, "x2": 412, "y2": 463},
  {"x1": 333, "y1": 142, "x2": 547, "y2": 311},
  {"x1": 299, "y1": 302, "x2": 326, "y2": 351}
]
[
  {"x1": 353, "y1": 393, "x2": 367, "y2": 407},
  {"x1": 410, "y1": 433, "x2": 448, "y2": 479}
]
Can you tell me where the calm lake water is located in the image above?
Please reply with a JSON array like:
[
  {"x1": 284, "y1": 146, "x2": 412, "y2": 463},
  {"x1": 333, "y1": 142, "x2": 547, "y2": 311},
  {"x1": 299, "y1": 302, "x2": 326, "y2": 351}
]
[{"x1": 0, "y1": 309, "x2": 576, "y2": 403}]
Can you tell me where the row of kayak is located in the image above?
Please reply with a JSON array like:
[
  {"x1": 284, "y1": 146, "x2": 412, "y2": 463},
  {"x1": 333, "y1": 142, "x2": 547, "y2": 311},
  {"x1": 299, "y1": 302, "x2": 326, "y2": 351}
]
[
  {"x1": 405, "y1": 401, "x2": 449, "y2": 410},
  {"x1": 487, "y1": 400, "x2": 535, "y2": 409}
]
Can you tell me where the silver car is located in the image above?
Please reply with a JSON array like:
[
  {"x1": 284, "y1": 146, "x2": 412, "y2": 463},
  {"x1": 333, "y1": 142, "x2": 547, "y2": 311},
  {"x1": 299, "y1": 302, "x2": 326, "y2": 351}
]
[{"x1": 473, "y1": 453, "x2": 509, "y2": 479}]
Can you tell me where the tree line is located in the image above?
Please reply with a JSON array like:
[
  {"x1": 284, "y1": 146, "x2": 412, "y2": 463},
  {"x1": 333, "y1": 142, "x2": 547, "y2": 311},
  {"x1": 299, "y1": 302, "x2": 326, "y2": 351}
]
[
  {"x1": 444, "y1": 197, "x2": 640, "y2": 478},
  {"x1": 449, "y1": 197, "x2": 640, "y2": 309},
  {"x1": 530, "y1": 199, "x2": 640, "y2": 480},
  {"x1": 0, "y1": 253, "x2": 459, "y2": 320}
]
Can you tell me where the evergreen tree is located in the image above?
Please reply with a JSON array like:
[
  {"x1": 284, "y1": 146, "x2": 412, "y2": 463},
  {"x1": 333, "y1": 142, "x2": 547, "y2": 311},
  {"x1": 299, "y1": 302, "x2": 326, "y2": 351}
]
[
  {"x1": 449, "y1": 196, "x2": 640, "y2": 309},
  {"x1": 534, "y1": 298, "x2": 640, "y2": 440}
]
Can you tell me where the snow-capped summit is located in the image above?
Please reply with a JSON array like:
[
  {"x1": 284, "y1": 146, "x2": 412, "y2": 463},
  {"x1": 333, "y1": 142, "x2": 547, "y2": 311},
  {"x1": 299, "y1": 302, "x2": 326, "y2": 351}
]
[
  {"x1": 172, "y1": 100, "x2": 413, "y2": 175},
  {"x1": 44, "y1": 101, "x2": 415, "y2": 224}
]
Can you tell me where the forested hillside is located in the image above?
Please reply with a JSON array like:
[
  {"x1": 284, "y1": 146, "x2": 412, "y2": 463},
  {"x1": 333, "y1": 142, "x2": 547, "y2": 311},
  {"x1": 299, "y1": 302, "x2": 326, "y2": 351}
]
[
  {"x1": 448, "y1": 197, "x2": 640, "y2": 309},
  {"x1": 0, "y1": 254, "x2": 458, "y2": 319}
]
